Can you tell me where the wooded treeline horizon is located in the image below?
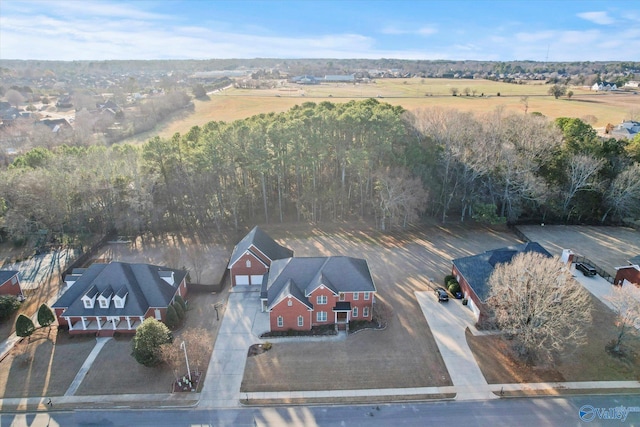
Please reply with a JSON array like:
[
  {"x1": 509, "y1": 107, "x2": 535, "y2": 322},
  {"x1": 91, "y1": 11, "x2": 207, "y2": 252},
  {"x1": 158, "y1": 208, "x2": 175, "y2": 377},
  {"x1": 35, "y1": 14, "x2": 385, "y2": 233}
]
[{"x1": 1, "y1": 99, "x2": 639, "y2": 243}]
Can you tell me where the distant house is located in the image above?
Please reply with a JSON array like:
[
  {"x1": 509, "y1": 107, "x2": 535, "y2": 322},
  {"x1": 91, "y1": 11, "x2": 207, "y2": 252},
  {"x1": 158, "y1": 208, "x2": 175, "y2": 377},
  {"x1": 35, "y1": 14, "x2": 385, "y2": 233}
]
[
  {"x1": 610, "y1": 121, "x2": 640, "y2": 140},
  {"x1": 591, "y1": 81, "x2": 618, "y2": 91},
  {"x1": 323, "y1": 75, "x2": 355, "y2": 83},
  {"x1": 451, "y1": 242, "x2": 552, "y2": 322},
  {"x1": 291, "y1": 75, "x2": 319, "y2": 85},
  {"x1": 0, "y1": 271, "x2": 24, "y2": 299},
  {"x1": 56, "y1": 95, "x2": 73, "y2": 108},
  {"x1": 261, "y1": 256, "x2": 376, "y2": 332},
  {"x1": 227, "y1": 227, "x2": 293, "y2": 287},
  {"x1": 40, "y1": 118, "x2": 71, "y2": 133},
  {"x1": 624, "y1": 81, "x2": 640, "y2": 88},
  {"x1": 52, "y1": 262, "x2": 188, "y2": 336}
]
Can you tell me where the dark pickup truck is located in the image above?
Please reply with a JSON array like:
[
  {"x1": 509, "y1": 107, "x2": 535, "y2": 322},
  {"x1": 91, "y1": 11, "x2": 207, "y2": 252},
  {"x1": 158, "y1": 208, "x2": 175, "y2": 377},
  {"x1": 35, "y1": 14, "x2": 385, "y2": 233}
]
[{"x1": 576, "y1": 262, "x2": 597, "y2": 276}]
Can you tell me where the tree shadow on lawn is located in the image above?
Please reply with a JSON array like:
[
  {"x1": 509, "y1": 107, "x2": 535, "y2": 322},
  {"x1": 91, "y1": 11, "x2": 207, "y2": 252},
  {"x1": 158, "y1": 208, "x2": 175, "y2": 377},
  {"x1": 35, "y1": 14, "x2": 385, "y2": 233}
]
[{"x1": 0, "y1": 328, "x2": 95, "y2": 398}]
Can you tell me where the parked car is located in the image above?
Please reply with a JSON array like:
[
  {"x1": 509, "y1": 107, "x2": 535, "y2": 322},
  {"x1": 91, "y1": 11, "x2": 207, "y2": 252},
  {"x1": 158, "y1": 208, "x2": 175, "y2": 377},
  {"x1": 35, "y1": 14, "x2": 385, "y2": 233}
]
[
  {"x1": 435, "y1": 287, "x2": 449, "y2": 302},
  {"x1": 576, "y1": 262, "x2": 597, "y2": 276}
]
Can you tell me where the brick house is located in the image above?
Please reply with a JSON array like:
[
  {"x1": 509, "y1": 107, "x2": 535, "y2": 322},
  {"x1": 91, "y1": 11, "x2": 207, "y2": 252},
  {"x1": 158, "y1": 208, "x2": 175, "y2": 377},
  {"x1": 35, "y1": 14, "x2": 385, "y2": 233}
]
[
  {"x1": 614, "y1": 255, "x2": 640, "y2": 287},
  {"x1": 451, "y1": 242, "x2": 552, "y2": 322},
  {"x1": 228, "y1": 226, "x2": 293, "y2": 287},
  {"x1": 260, "y1": 256, "x2": 377, "y2": 332},
  {"x1": 52, "y1": 262, "x2": 188, "y2": 336},
  {"x1": 0, "y1": 270, "x2": 24, "y2": 299}
]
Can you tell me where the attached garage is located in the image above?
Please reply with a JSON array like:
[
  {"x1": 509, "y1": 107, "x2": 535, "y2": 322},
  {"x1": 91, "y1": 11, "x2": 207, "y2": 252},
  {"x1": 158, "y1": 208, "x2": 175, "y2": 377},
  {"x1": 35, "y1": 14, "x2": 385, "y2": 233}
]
[{"x1": 234, "y1": 274, "x2": 264, "y2": 286}]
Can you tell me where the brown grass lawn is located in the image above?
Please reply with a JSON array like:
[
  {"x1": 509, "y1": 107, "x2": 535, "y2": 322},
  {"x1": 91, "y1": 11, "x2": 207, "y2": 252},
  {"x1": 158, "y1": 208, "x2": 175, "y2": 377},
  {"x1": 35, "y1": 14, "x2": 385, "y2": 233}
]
[
  {"x1": 0, "y1": 328, "x2": 95, "y2": 398},
  {"x1": 468, "y1": 294, "x2": 640, "y2": 384},
  {"x1": 120, "y1": 78, "x2": 639, "y2": 144}
]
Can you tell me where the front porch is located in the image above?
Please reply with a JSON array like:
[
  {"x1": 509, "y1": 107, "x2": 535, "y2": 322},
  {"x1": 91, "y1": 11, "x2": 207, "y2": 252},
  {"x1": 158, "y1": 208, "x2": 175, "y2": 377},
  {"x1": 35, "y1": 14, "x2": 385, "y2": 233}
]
[
  {"x1": 333, "y1": 302, "x2": 351, "y2": 332},
  {"x1": 66, "y1": 316, "x2": 143, "y2": 335}
]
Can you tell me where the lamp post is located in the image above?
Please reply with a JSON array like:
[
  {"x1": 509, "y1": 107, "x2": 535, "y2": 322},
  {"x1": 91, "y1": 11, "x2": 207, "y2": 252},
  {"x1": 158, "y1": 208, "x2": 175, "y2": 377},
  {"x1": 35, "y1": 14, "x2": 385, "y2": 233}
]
[{"x1": 180, "y1": 341, "x2": 191, "y2": 382}]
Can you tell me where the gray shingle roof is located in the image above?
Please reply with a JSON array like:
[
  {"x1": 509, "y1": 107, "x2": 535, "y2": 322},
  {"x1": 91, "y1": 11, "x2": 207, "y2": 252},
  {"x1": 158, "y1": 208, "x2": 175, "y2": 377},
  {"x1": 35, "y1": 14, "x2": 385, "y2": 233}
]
[
  {"x1": 629, "y1": 255, "x2": 640, "y2": 265},
  {"x1": 0, "y1": 270, "x2": 19, "y2": 285},
  {"x1": 262, "y1": 257, "x2": 376, "y2": 309},
  {"x1": 52, "y1": 262, "x2": 187, "y2": 317},
  {"x1": 452, "y1": 242, "x2": 552, "y2": 302},
  {"x1": 228, "y1": 226, "x2": 293, "y2": 268}
]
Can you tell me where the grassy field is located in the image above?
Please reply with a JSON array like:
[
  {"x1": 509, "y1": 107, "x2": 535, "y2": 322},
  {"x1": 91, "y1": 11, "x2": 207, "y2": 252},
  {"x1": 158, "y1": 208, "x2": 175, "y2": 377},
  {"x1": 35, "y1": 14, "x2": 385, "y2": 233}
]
[{"x1": 120, "y1": 78, "x2": 639, "y2": 144}]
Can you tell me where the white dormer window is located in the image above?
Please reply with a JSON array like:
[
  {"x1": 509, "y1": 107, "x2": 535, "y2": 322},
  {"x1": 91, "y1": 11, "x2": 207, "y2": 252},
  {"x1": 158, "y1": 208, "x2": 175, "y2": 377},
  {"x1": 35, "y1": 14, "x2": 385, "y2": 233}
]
[
  {"x1": 246, "y1": 259, "x2": 252, "y2": 268},
  {"x1": 99, "y1": 299, "x2": 108, "y2": 308},
  {"x1": 83, "y1": 297, "x2": 93, "y2": 309}
]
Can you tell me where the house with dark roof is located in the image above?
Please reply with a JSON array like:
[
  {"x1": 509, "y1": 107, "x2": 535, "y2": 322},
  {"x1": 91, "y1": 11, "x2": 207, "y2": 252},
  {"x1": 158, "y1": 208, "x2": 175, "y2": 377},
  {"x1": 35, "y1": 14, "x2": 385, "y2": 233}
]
[
  {"x1": 451, "y1": 242, "x2": 552, "y2": 322},
  {"x1": 260, "y1": 256, "x2": 376, "y2": 332},
  {"x1": 0, "y1": 270, "x2": 24, "y2": 299},
  {"x1": 227, "y1": 226, "x2": 293, "y2": 286},
  {"x1": 52, "y1": 262, "x2": 188, "y2": 336}
]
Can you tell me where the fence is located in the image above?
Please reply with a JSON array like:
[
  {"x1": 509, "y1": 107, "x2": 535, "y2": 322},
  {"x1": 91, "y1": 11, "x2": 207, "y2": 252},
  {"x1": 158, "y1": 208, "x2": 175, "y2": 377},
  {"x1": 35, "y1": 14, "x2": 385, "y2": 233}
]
[{"x1": 572, "y1": 255, "x2": 615, "y2": 284}]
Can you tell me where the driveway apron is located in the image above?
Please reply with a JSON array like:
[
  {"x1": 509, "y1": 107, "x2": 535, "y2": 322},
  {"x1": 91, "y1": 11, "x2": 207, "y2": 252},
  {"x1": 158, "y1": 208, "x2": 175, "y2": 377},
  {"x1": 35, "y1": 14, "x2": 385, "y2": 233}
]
[
  {"x1": 199, "y1": 289, "x2": 264, "y2": 408},
  {"x1": 415, "y1": 291, "x2": 497, "y2": 400}
]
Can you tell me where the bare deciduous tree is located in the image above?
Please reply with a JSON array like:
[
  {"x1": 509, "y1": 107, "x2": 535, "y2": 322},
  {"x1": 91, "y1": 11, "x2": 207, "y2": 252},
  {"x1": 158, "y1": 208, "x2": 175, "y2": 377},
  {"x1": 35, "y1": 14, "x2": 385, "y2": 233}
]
[
  {"x1": 601, "y1": 163, "x2": 640, "y2": 223},
  {"x1": 487, "y1": 252, "x2": 592, "y2": 362},
  {"x1": 562, "y1": 154, "x2": 605, "y2": 216},
  {"x1": 159, "y1": 341, "x2": 183, "y2": 382},
  {"x1": 374, "y1": 167, "x2": 427, "y2": 231},
  {"x1": 181, "y1": 328, "x2": 212, "y2": 376},
  {"x1": 604, "y1": 285, "x2": 640, "y2": 355}
]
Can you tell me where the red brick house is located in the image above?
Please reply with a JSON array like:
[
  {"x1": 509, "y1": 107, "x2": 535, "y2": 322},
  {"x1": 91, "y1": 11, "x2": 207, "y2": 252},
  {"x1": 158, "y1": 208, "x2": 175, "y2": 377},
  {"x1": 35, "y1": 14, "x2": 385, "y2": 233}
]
[
  {"x1": 614, "y1": 255, "x2": 640, "y2": 287},
  {"x1": 52, "y1": 262, "x2": 188, "y2": 336},
  {"x1": 0, "y1": 270, "x2": 23, "y2": 299},
  {"x1": 261, "y1": 256, "x2": 377, "y2": 332},
  {"x1": 451, "y1": 242, "x2": 552, "y2": 322},
  {"x1": 228, "y1": 226, "x2": 293, "y2": 287}
]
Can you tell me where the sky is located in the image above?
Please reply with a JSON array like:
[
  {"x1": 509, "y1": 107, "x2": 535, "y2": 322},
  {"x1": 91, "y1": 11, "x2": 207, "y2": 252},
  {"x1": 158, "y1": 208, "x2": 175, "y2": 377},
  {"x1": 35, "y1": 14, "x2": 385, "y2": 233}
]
[{"x1": 0, "y1": 0, "x2": 639, "y2": 62}]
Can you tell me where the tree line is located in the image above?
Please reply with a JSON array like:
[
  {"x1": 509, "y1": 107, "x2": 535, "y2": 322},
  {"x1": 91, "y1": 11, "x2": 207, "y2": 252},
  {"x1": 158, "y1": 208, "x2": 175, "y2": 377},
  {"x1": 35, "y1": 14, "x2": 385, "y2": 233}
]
[{"x1": 1, "y1": 99, "x2": 639, "y2": 243}]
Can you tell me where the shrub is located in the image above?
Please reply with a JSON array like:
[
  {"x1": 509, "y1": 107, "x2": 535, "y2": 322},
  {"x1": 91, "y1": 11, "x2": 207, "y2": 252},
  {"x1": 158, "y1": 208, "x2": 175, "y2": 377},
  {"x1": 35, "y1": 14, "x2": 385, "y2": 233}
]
[
  {"x1": 448, "y1": 281, "x2": 461, "y2": 295},
  {"x1": 175, "y1": 295, "x2": 187, "y2": 312},
  {"x1": 0, "y1": 295, "x2": 21, "y2": 320},
  {"x1": 444, "y1": 275, "x2": 456, "y2": 287},
  {"x1": 173, "y1": 302, "x2": 184, "y2": 320},
  {"x1": 37, "y1": 304, "x2": 56, "y2": 328},
  {"x1": 16, "y1": 314, "x2": 35, "y2": 339},
  {"x1": 165, "y1": 305, "x2": 179, "y2": 329},
  {"x1": 131, "y1": 318, "x2": 173, "y2": 367},
  {"x1": 262, "y1": 341, "x2": 272, "y2": 351}
]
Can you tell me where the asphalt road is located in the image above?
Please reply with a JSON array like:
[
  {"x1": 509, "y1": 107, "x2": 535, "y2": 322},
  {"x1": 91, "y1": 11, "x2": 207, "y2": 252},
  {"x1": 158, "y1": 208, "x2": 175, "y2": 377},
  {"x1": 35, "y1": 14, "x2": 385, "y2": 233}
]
[{"x1": 3, "y1": 395, "x2": 640, "y2": 427}]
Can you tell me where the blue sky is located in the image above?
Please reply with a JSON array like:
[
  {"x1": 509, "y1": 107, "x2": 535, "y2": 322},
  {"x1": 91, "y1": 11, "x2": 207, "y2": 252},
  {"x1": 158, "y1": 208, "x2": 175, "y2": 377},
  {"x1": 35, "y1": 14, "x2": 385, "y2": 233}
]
[{"x1": 1, "y1": 0, "x2": 638, "y2": 61}]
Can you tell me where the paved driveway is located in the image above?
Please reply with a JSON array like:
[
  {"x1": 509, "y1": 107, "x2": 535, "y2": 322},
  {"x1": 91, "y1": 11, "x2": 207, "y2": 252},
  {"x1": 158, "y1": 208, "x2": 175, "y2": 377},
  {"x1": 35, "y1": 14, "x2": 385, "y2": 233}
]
[
  {"x1": 415, "y1": 292, "x2": 497, "y2": 400},
  {"x1": 199, "y1": 288, "x2": 267, "y2": 408}
]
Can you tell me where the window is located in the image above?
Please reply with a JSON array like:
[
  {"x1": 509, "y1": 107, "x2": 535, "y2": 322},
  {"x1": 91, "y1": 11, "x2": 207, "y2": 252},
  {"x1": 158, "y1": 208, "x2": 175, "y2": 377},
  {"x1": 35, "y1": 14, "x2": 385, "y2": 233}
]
[
  {"x1": 353, "y1": 292, "x2": 359, "y2": 300},
  {"x1": 114, "y1": 298, "x2": 124, "y2": 308},
  {"x1": 246, "y1": 259, "x2": 252, "y2": 268},
  {"x1": 154, "y1": 309, "x2": 162, "y2": 320},
  {"x1": 298, "y1": 315, "x2": 304, "y2": 327},
  {"x1": 364, "y1": 292, "x2": 370, "y2": 300},
  {"x1": 287, "y1": 299, "x2": 292, "y2": 306},
  {"x1": 339, "y1": 293, "x2": 345, "y2": 301},
  {"x1": 352, "y1": 307, "x2": 358, "y2": 318},
  {"x1": 316, "y1": 295, "x2": 327, "y2": 305},
  {"x1": 277, "y1": 316, "x2": 283, "y2": 328},
  {"x1": 363, "y1": 306, "x2": 369, "y2": 318},
  {"x1": 83, "y1": 299, "x2": 92, "y2": 309},
  {"x1": 317, "y1": 311, "x2": 327, "y2": 322},
  {"x1": 99, "y1": 299, "x2": 108, "y2": 308}
]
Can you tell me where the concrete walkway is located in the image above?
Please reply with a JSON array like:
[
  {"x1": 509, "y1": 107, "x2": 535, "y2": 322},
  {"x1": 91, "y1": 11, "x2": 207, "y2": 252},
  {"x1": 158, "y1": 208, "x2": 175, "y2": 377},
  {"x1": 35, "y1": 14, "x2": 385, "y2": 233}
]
[
  {"x1": 64, "y1": 337, "x2": 111, "y2": 396},
  {"x1": 415, "y1": 291, "x2": 497, "y2": 400},
  {"x1": 199, "y1": 287, "x2": 268, "y2": 408}
]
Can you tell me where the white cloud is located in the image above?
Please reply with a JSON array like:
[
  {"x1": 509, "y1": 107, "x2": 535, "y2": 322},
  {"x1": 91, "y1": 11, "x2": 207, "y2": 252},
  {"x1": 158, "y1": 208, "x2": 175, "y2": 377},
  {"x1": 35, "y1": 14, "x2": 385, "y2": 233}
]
[
  {"x1": 577, "y1": 11, "x2": 615, "y2": 25},
  {"x1": 381, "y1": 25, "x2": 437, "y2": 36}
]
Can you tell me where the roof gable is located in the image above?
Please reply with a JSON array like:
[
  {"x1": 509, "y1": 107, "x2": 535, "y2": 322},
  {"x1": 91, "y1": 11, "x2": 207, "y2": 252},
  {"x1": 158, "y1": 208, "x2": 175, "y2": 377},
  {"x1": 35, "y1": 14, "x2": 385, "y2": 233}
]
[
  {"x1": 0, "y1": 270, "x2": 19, "y2": 285},
  {"x1": 228, "y1": 226, "x2": 293, "y2": 268},
  {"x1": 262, "y1": 256, "x2": 376, "y2": 309}
]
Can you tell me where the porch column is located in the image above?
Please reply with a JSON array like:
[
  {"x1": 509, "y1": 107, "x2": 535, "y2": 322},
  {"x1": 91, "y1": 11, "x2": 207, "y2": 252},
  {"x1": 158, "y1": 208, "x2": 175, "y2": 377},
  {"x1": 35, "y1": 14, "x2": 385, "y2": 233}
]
[
  {"x1": 66, "y1": 317, "x2": 73, "y2": 331},
  {"x1": 112, "y1": 317, "x2": 117, "y2": 330},
  {"x1": 81, "y1": 317, "x2": 87, "y2": 330},
  {"x1": 126, "y1": 317, "x2": 132, "y2": 329},
  {"x1": 96, "y1": 317, "x2": 101, "y2": 330}
]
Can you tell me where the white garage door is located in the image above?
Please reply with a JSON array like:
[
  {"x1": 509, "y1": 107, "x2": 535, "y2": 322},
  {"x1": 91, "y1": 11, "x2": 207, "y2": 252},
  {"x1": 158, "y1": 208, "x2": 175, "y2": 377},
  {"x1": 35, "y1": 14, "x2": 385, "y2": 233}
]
[
  {"x1": 235, "y1": 275, "x2": 250, "y2": 285},
  {"x1": 250, "y1": 275, "x2": 264, "y2": 285}
]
